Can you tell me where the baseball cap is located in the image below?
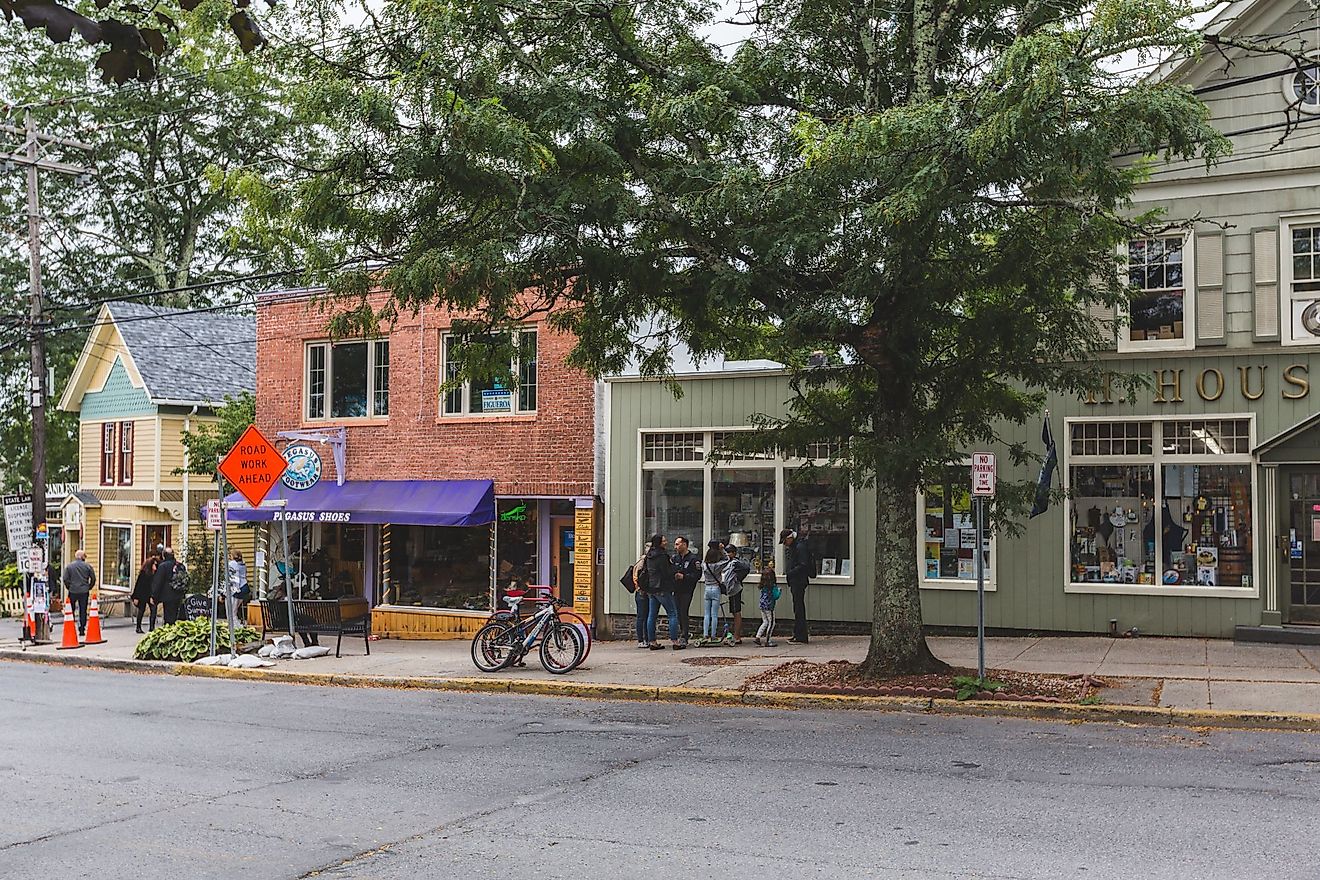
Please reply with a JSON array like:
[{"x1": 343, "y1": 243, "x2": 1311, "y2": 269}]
[{"x1": 778, "y1": 529, "x2": 795, "y2": 544}]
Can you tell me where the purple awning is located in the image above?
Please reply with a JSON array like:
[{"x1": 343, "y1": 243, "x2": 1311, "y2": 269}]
[{"x1": 224, "y1": 479, "x2": 495, "y2": 527}]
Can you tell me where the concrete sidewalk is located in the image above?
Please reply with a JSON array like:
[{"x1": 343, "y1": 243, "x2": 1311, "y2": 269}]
[{"x1": 4, "y1": 616, "x2": 1320, "y2": 716}]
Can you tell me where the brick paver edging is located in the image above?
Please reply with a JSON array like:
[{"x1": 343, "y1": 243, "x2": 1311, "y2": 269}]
[{"x1": 3, "y1": 649, "x2": 1319, "y2": 733}]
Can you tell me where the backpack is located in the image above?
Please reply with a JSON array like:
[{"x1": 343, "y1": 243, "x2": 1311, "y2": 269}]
[
  {"x1": 170, "y1": 561, "x2": 189, "y2": 594},
  {"x1": 723, "y1": 558, "x2": 750, "y2": 596}
]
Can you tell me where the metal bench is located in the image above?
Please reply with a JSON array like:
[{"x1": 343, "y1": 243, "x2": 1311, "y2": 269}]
[{"x1": 259, "y1": 598, "x2": 371, "y2": 658}]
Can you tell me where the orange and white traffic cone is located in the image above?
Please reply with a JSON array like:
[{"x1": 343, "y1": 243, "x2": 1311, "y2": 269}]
[
  {"x1": 56, "y1": 597, "x2": 82, "y2": 650},
  {"x1": 84, "y1": 591, "x2": 106, "y2": 645}
]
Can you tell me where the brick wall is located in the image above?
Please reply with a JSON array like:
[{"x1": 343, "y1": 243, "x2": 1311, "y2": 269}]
[{"x1": 256, "y1": 291, "x2": 597, "y2": 496}]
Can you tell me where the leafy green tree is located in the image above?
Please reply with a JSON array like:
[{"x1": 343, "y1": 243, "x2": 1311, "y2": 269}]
[
  {"x1": 178, "y1": 391, "x2": 256, "y2": 476},
  {"x1": 0, "y1": 4, "x2": 301, "y2": 493},
  {"x1": 246, "y1": 0, "x2": 1233, "y2": 673}
]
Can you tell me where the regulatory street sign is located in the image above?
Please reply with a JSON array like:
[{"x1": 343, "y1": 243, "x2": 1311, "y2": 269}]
[
  {"x1": 19, "y1": 545, "x2": 44, "y2": 574},
  {"x1": 3, "y1": 493, "x2": 33, "y2": 552},
  {"x1": 206, "y1": 499, "x2": 222, "y2": 531},
  {"x1": 971, "y1": 452, "x2": 997, "y2": 497},
  {"x1": 219, "y1": 425, "x2": 288, "y2": 509}
]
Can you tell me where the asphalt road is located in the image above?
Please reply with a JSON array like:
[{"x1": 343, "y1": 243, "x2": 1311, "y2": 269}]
[{"x1": 3, "y1": 663, "x2": 1319, "y2": 880}]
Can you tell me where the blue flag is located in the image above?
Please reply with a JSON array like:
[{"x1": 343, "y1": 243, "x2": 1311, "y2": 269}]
[{"x1": 1030, "y1": 418, "x2": 1057, "y2": 518}]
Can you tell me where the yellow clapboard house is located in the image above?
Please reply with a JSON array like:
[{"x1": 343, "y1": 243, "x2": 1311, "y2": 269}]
[{"x1": 56, "y1": 302, "x2": 256, "y2": 604}]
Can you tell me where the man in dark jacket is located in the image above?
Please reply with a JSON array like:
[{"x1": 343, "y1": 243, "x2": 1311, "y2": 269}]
[
  {"x1": 61, "y1": 549, "x2": 96, "y2": 636},
  {"x1": 781, "y1": 529, "x2": 813, "y2": 643},
  {"x1": 151, "y1": 548, "x2": 183, "y2": 625},
  {"x1": 670, "y1": 535, "x2": 700, "y2": 646},
  {"x1": 643, "y1": 535, "x2": 683, "y2": 649}
]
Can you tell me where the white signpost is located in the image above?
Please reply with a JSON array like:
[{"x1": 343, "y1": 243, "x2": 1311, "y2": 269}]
[
  {"x1": 970, "y1": 454, "x2": 996, "y2": 680},
  {"x1": 206, "y1": 499, "x2": 223, "y2": 531}
]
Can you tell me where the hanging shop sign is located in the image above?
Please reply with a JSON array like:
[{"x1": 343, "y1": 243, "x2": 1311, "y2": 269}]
[
  {"x1": 219, "y1": 425, "x2": 288, "y2": 508},
  {"x1": 281, "y1": 443, "x2": 323, "y2": 491}
]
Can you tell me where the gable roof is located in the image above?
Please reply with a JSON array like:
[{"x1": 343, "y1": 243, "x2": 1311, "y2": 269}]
[
  {"x1": 1150, "y1": 0, "x2": 1291, "y2": 85},
  {"x1": 60, "y1": 302, "x2": 256, "y2": 411}
]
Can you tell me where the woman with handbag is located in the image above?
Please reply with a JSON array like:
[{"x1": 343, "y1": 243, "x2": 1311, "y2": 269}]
[{"x1": 132, "y1": 552, "x2": 160, "y2": 633}]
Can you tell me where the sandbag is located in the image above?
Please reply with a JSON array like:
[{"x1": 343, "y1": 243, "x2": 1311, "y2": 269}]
[
  {"x1": 194, "y1": 654, "x2": 233, "y2": 666},
  {"x1": 291, "y1": 645, "x2": 331, "y2": 660},
  {"x1": 228, "y1": 654, "x2": 276, "y2": 669},
  {"x1": 257, "y1": 644, "x2": 275, "y2": 658}
]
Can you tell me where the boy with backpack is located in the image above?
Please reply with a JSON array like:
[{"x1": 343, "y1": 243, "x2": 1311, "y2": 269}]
[{"x1": 722, "y1": 543, "x2": 752, "y2": 644}]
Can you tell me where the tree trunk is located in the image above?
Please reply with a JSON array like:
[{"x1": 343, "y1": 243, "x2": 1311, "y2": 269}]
[{"x1": 858, "y1": 462, "x2": 949, "y2": 677}]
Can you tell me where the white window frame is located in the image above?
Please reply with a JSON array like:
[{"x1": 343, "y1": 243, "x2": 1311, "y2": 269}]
[
  {"x1": 303, "y1": 338, "x2": 389, "y2": 421},
  {"x1": 1062, "y1": 415, "x2": 1258, "y2": 599},
  {"x1": 440, "y1": 328, "x2": 538, "y2": 417},
  {"x1": 1279, "y1": 213, "x2": 1320, "y2": 347},
  {"x1": 100, "y1": 522, "x2": 134, "y2": 590},
  {"x1": 1282, "y1": 64, "x2": 1320, "y2": 115},
  {"x1": 1117, "y1": 234, "x2": 1196, "y2": 353},
  {"x1": 916, "y1": 471, "x2": 998, "y2": 592},
  {"x1": 636, "y1": 428, "x2": 856, "y2": 585}
]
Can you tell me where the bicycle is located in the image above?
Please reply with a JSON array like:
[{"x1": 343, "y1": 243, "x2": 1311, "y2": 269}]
[
  {"x1": 471, "y1": 594, "x2": 586, "y2": 674},
  {"x1": 488, "y1": 587, "x2": 594, "y2": 663}
]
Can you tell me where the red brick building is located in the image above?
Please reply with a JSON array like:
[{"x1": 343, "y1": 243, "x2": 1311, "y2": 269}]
[{"x1": 236, "y1": 288, "x2": 603, "y2": 638}]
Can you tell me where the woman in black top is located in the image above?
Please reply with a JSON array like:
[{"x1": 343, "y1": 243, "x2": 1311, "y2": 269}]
[{"x1": 132, "y1": 552, "x2": 160, "y2": 633}]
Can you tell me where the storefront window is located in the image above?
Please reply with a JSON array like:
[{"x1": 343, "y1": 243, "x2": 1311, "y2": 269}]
[
  {"x1": 713, "y1": 468, "x2": 775, "y2": 570},
  {"x1": 1160, "y1": 465, "x2": 1252, "y2": 588},
  {"x1": 921, "y1": 473, "x2": 989, "y2": 583},
  {"x1": 101, "y1": 524, "x2": 132, "y2": 589},
  {"x1": 495, "y1": 498, "x2": 539, "y2": 606},
  {"x1": 1069, "y1": 465, "x2": 1156, "y2": 585},
  {"x1": 384, "y1": 525, "x2": 491, "y2": 609},
  {"x1": 1066, "y1": 419, "x2": 1253, "y2": 591},
  {"x1": 643, "y1": 469, "x2": 704, "y2": 547},
  {"x1": 787, "y1": 469, "x2": 851, "y2": 578},
  {"x1": 315, "y1": 524, "x2": 367, "y2": 598}
]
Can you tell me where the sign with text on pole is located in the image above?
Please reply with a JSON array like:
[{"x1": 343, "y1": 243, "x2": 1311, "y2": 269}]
[
  {"x1": 205, "y1": 499, "x2": 222, "y2": 531},
  {"x1": 219, "y1": 425, "x2": 289, "y2": 509},
  {"x1": 970, "y1": 452, "x2": 995, "y2": 681},
  {"x1": 971, "y1": 452, "x2": 997, "y2": 497},
  {"x1": 3, "y1": 493, "x2": 33, "y2": 552}
]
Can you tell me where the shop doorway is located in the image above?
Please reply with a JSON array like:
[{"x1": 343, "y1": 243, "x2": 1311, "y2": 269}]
[
  {"x1": 1288, "y1": 473, "x2": 1320, "y2": 623},
  {"x1": 549, "y1": 516, "x2": 575, "y2": 604},
  {"x1": 143, "y1": 525, "x2": 170, "y2": 561}
]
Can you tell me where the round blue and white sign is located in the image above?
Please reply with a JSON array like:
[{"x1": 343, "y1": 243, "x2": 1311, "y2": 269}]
[{"x1": 281, "y1": 444, "x2": 323, "y2": 491}]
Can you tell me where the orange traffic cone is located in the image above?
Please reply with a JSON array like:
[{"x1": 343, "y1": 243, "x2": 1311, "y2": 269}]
[
  {"x1": 84, "y1": 591, "x2": 106, "y2": 645},
  {"x1": 56, "y1": 597, "x2": 82, "y2": 650}
]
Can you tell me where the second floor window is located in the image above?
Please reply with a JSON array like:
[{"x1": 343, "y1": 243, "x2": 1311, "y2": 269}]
[
  {"x1": 442, "y1": 329, "x2": 538, "y2": 416},
  {"x1": 100, "y1": 423, "x2": 116, "y2": 485},
  {"x1": 305, "y1": 339, "x2": 390, "y2": 420},
  {"x1": 1127, "y1": 236, "x2": 1186, "y2": 345},
  {"x1": 118, "y1": 421, "x2": 134, "y2": 485}
]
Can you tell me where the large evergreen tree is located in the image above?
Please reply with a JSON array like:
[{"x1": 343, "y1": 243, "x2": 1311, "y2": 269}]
[{"x1": 245, "y1": 0, "x2": 1232, "y2": 673}]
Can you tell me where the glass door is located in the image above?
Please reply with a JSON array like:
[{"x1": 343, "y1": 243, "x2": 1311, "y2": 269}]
[
  {"x1": 1288, "y1": 473, "x2": 1320, "y2": 623},
  {"x1": 549, "y1": 517, "x2": 575, "y2": 604}
]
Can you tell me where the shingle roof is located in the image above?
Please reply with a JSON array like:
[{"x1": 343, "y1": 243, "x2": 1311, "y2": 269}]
[{"x1": 106, "y1": 302, "x2": 256, "y2": 405}]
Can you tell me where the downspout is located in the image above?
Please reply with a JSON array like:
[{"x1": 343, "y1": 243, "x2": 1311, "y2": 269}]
[{"x1": 181, "y1": 405, "x2": 198, "y2": 559}]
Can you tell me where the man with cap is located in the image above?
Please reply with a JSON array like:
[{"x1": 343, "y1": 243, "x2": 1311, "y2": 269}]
[{"x1": 780, "y1": 529, "x2": 813, "y2": 643}]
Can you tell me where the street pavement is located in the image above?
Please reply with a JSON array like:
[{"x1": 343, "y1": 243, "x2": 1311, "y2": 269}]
[
  {"x1": 3, "y1": 662, "x2": 1320, "y2": 879},
  {"x1": 8, "y1": 615, "x2": 1320, "y2": 714}
]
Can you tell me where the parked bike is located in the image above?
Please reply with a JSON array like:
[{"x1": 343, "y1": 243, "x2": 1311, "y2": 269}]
[
  {"x1": 471, "y1": 594, "x2": 585, "y2": 674},
  {"x1": 487, "y1": 587, "x2": 593, "y2": 663}
]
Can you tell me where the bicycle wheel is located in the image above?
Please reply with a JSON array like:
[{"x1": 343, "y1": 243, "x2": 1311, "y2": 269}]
[
  {"x1": 556, "y1": 609, "x2": 593, "y2": 663},
  {"x1": 539, "y1": 621, "x2": 586, "y2": 674},
  {"x1": 471, "y1": 621, "x2": 520, "y2": 672}
]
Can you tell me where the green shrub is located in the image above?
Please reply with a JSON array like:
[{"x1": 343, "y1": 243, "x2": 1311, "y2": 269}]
[
  {"x1": 0, "y1": 564, "x2": 21, "y2": 591},
  {"x1": 133, "y1": 618, "x2": 261, "y2": 662}
]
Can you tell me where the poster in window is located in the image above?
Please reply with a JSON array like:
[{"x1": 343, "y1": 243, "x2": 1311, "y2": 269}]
[
  {"x1": 840, "y1": 559, "x2": 852, "y2": 578},
  {"x1": 821, "y1": 558, "x2": 836, "y2": 576},
  {"x1": 481, "y1": 389, "x2": 513, "y2": 413}
]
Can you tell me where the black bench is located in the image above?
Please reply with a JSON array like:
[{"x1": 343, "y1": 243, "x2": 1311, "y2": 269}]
[{"x1": 260, "y1": 598, "x2": 371, "y2": 658}]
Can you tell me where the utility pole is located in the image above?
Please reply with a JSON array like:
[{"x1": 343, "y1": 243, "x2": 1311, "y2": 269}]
[{"x1": 3, "y1": 112, "x2": 95, "y2": 637}]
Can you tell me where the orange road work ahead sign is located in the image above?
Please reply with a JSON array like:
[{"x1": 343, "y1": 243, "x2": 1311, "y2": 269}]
[{"x1": 220, "y1": 425, "x2": 288, "y2": 508}]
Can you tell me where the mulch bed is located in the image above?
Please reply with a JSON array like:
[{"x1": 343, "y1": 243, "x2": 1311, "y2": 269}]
[{"x1": 744, "y1": 660, "x2": 1106, "y2": 704}]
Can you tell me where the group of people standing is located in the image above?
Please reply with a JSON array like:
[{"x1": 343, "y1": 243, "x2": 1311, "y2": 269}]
[
  {"x1": 627, "y1": 528, "x2": 813, "y2": 650},
  {"x1": 129, "y1": 547, "x2": 249, "y2": 633}
]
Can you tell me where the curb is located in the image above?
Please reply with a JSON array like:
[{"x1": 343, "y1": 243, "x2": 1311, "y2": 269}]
[{"x1": 4, "y1": 649, "x2": 1319, "y2": 732}]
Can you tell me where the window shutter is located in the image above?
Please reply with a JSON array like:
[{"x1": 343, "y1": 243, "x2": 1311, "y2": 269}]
[
  {"x1": 1195, "y1": 232, "x2": 1225, "y2": 345},
  {"x1": 1086, "y1": 273, "x2": 1116, "y2": 350},
  {"x1": 1253, "y1": 227, "x2": 1280, "y2": 341}
]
